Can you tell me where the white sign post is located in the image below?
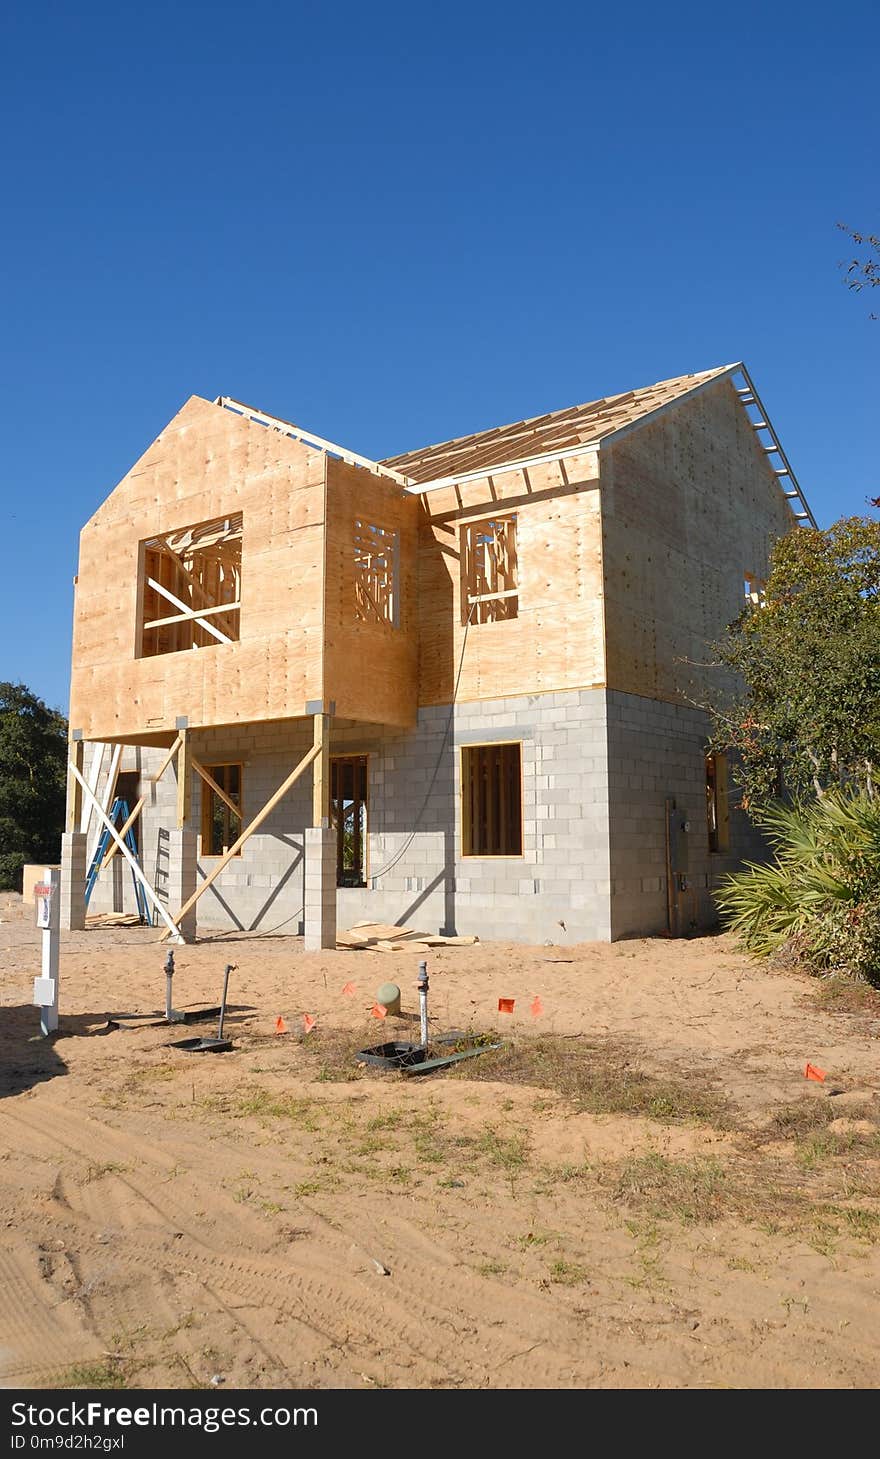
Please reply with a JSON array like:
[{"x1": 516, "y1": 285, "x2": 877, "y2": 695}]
[{"x1": 33, "y1": 867, "x2": 60, "y2": 1036}]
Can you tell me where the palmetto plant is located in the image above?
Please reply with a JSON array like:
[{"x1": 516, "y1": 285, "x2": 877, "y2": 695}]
[{"x1": 715, "y1": 793, "x2": 880, "y2": 985}]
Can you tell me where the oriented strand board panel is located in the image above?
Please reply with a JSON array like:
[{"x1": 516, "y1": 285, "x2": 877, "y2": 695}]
[
  {"x1": 601, "y1": 377, "x2": 795, "y2": 703},
  {"x1": 69, "y1": 397, "x2": 327, "y2": 740},
  {"x1": 323, "y1": 457, "x2": 419, "y2": 727},
  {"x1": 417, "y1": 451, "x2": 605, "y2": 705}
]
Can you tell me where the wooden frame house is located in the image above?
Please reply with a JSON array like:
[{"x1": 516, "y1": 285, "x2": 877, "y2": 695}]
[{"x1": 61, "y1": 364, "x2": 814, "y2": 945}]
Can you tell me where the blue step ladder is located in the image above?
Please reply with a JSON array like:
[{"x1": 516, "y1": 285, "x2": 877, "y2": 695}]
[{"x1": 84, "y1": 798, "x2": 153, "y2": 926}]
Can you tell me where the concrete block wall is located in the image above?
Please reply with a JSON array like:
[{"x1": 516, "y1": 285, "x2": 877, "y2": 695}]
[
  {"x1": 85, "y1": 687, "x2": 759, "y2": 945},
  {"x1": 605, "y1": 688, "x2": 764, "y2": 938},
  {"x1": 332, "y1": 688, "x2": 613, "y2": 943}
]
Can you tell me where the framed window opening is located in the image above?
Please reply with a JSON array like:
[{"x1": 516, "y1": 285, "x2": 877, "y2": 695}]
[
  {"x1": 706, "y1": 751, "x2": 729, "y2": 853},
  {"x1": 461, "y1": 515, "x2": 518, "y2": 625},
  {"x1": 461, "y1": 742, "x2": 523, "y2": 857},
  {"x1": 200, "y1": 762, "x2": 243, "y2": 857},
  {"x1": 331, "y1": 755, "x2": 369, "y2": 887},
  {"x1": 138, "y1": 513, "x2": 243, "y2": 658},
  {"x1": 354, "y1": 520, "x2": 399, "y2": 627}
]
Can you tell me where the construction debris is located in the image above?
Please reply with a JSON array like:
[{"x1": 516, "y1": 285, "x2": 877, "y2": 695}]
[
  {"x1": 86, "y1": 913, "x2": 145, "y2": 928},
  {"x1": 337, "y1": 921, "x2": 478, "y2": 953}
]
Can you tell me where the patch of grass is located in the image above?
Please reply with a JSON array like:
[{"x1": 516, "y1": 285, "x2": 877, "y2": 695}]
[
  {"x1": 454, "y1": 1034, "x2": 734, "y2": 1128},
  {"x1": 477, "y1": 1259, "x2": 508, "y2": 1276},
  {"x1": 81, "y1": 1161, "x2": 132, "y2": 1184},
  {"x1": 598, "y1": 1142, "x2": 880, "y2": 1246},
  {"x1": 475, "y1": 1129, "x2": 530, "y2": 1171},
  {"x1": 291, "y1": 1177, "x2": 335, "y2": 1197},
  {"x1": 316, "y1": 1065, "x2": 363, "y2": 1084},
  {"x1": 366, "y1": 1109, "x2": 406, "y2": 1131},
  {"x1": 301, "y1": 1026, "x2": 379, "y2": 1082},
  {"x1": 812, "y1": 974, "x2": 880, "y2": 1016},
  {"x1": 58, "y1": 1359, "x2": 131, "y2": 1389},
  {"x1": 833, "y1": 1206, "x2": 880, "y2": 1239},
  {"x1": 554, "y1": 1162, "x2": 591, "y2": 1184},
  {"x1": 624, "y1": 1250, "x2": 669, "y2": 1292},
  {"x1": 605, "y1": 1152, "x2": 732, "y2": 1225},
  {"x1": 764, "y1": 1099, "x2": 837, "y2": 1140},
  {"x1": 795, "y1": 1132, "x2": 843, "y2": 1170},
  {"x1": 353, "y1": 1133, "x2": 392, "y2": 1156},
  {"x1": 764, "y1": 1098, "x2": 880, "y2": 1165},
  {"x1": 206, "y1": 1087, "x2": 326, "y2": 1130},
  {"x1": 548, "y1": 1258, "x2": 589, "y2": 1286},
  {"x1": 516, "y1": 1229, "x2": 558, "y2": 1249}
]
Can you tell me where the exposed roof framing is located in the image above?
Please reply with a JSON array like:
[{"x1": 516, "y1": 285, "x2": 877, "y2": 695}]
[
  {"x1": 215, "y1": 396, "x2": 412, "y2": 488},
  {"x1": 382, "y1": 367, "x2": 733, "y2": 487},
  {"x1": 217, "y1": 364, "x2": 816, "y2": 528},
  {"x1": 380, "y1": 364, "x2": 816, "y2": 528}
]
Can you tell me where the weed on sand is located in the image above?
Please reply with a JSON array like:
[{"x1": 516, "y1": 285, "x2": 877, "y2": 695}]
[{"x1": 453, "y1": 1034, "x2": 734, "y2": 1128}]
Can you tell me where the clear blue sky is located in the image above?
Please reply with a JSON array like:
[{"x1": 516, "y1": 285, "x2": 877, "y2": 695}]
[{"x1": 1, "y1": 1, "x2": 876, "y2": 713}]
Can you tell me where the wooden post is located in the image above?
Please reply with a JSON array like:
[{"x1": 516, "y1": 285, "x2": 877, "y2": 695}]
[
  {"x1": 66, "y1": 738, "x2": 84, "y2": 832},
  {"x1": 313, "y1": 712, "x2": 331, "y2": 827},
  {"x1": 68, "y1": 758, "x2": 183, "y2": 940},
  {"x1": 161, "y1": 741, "x2": 321, "y2": 939},
  {"x1": 177, "y1": 729, "x2": 191, "y2": 828}
]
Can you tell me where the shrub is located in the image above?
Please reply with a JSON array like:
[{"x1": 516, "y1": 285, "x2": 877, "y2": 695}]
[{"x1": 714, "y1": 793, "x2": 880, "y2": 985}]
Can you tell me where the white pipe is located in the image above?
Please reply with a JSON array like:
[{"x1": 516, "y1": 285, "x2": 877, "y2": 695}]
[{"x1": 418, "y1": 960, "x2": 429, "y2": 1049}]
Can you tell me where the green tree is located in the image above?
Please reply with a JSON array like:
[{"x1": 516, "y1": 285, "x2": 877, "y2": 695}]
[
  {"x1": 0, "y1": 682, "x2": 68, "y2": 891},
  {"x1": 708, "y1": 518, "x2": 880, "y2": 806}
]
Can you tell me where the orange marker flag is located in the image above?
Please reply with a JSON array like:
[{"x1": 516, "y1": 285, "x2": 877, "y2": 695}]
[
  {"x1": 274, "y1": 1015, "x2": 288, "y2": 1035},
  {"x1": 530, "y1": 995, "x2": 544, "y2": 1019},
  {"x1": 498, "y1": 997, "x2": 515, "y2": 1015},
  {"x1": 341, "y1": 981, "x2": 356, "y2": 997},
  {"x1": 302, "y1": 1013, "x2": 317, "y2": 1034},
  {"x1": 371, "y1": 1002, "x2": 387, "y2": 1019},
  {"x1": 804, "y1": 1062, "x2": 826, "y2": 1083}
]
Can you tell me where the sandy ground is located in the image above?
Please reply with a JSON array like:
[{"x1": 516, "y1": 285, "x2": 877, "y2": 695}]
[{"x1": 1, "y1": 891, "x2": 879, "y2": 1390}]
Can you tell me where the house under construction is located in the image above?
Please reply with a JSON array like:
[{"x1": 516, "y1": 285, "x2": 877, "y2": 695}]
[{"x1": 60, "y1": 363, "x2": 814, "y2": 946}]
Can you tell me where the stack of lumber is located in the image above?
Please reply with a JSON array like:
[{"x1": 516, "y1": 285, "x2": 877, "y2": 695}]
[
  {"x1": 336, "y1": 921, "x2": 479, "y2": 954},
  {"x1": 86, "y1": 912, "x2": 145, "y2": 928}
]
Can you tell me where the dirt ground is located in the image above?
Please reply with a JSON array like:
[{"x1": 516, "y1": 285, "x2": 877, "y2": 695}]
[{"x1": 1, "y1": 891, "x2": 879, "y2": 1390}]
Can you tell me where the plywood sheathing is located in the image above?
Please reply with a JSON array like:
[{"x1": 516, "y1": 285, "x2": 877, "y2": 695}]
[
  {"x1": 417, "y1": 451, "x2": 605, "y2": 705},
  {"x1": 600, "y1": 377, "x2": 794, "y2": 704},
  {"x1": 322, "y1": 456, "x2": 419, "y2": 727},
  {"x1": 70, "y1": 397, "x2": 328, "y2": 740}
]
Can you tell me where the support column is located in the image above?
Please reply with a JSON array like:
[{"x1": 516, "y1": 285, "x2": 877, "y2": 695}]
[
  {"x1": 176, "y1": 728, "x2": 191, "y2": 828},
  {"x1": 304, "y1": 709, "x2": 336, "y2": 950},
  {"x1": 60, "y1": 832, "x2": 87, "y2": 931},
  {"x1": 66, "y1": 736, "x2": 84, "y2": 832},
  {"x1": 304, "y1": 827, "x2": 336, "y2": 951},
  {"x1": 167, "y1": 828, "x2": 198, "y2": 943}
]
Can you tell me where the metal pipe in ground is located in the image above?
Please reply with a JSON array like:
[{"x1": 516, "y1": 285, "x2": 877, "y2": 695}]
[
  {"x1": 418, "y1": 960, "x2": 429, "y2": 1049},
  {"x1": 217, "y1": 964, "x2": 234, "y2": 1041},
  {"x1": 165, "y1": 950, "x2": 175, "y2": 1020}
]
